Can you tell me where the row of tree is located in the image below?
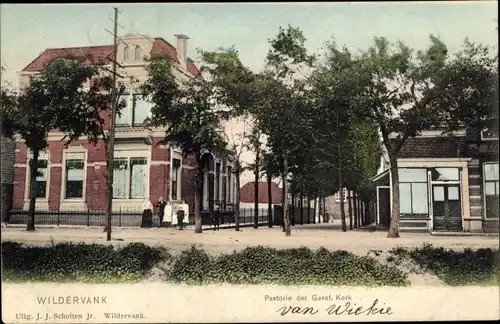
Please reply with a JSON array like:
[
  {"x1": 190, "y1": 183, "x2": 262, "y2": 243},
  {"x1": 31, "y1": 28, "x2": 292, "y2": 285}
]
[{"x1": 1, "y1": 25, "x2": 497, "y2": 238}]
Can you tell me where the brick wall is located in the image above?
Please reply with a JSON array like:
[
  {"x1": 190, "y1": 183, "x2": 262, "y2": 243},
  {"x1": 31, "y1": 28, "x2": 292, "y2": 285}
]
[
  {"x1": 150, "y1": 164, "x2": 169, "y2": 202},
  {"x1": 86, "y1": 165, "x2": 107, "y2": 209}
]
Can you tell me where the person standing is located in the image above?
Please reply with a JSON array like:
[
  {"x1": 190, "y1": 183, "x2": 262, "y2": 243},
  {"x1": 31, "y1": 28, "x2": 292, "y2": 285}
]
[
  {"x1": 176, "y1": 209, "x2": 185, "y2": 230},
  {"x1": 156, "y1": 196, "x2": 167, "y2": 227},
  {"x1": 141, "y1": 198, "x2": 154, "y2": 228}
]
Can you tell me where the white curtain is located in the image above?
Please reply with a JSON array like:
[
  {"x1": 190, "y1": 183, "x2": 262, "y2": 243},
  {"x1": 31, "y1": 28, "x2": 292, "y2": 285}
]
[
  {"x1": 113, "y1": 161, "x2": 128, "y2": 198},
  {"x1": 130, "y1": 163, "x2": 146, "y2": 198},
  {"x1": 67, "y1": 162, "x2": 84, "y2": 181},
  {"x1": 133, "y1": 96, "x2": 151, "y2": 125}
]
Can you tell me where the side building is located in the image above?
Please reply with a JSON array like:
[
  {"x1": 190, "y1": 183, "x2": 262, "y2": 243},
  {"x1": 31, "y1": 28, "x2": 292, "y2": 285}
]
[
  {"x1": 12, "y1": 33, "x2": 237, "y2": 217},
  {"x1": 372, "y1": 127, "x2": 498, "y2": 233}
]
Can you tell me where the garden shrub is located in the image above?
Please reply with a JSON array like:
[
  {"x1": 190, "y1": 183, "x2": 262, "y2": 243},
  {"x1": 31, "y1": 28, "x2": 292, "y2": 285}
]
[
  {"x1": 1, "y1": 241, "x2": 170, "y2": 283},
  {"x1": 167, "y1": 245, "x2": 409, "y2": 286},
  {"x1": 389, "y1": 243, "x2": 500, "y2": 286}
]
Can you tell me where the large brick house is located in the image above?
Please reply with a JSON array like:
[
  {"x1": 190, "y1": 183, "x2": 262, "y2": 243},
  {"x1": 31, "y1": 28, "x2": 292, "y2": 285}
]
[
  {"x1": 12, "y1": 33, "x2": 237, "y2": 215},
  {"x1": 372, "y1": 127, "x2": 499, "y2": 233}
]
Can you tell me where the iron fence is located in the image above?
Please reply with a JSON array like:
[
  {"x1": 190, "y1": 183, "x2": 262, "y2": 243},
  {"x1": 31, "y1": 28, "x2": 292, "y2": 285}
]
[{"x1": 5, "y1": 206, "x2": 278, "y2": 229}]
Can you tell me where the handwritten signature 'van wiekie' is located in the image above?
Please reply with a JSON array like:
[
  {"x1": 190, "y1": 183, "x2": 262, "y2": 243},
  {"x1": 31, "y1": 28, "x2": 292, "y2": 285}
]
[{"x1": 277, "y1": 298, "x2": 393, "y2": 316}]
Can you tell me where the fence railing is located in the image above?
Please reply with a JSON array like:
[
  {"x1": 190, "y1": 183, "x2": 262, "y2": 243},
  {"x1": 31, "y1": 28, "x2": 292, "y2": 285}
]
[{"x1": 5, "y1": 206, "x2": 284, "y2": 229}]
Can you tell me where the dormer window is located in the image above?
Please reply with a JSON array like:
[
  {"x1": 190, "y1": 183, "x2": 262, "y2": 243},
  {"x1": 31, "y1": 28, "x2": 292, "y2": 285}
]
[
  {"x1": 135, "y1": 46, "x2": 142, "y2": 61},
  {"x1": 124, "y1": 46, "x2": 129, "y2": 61}
]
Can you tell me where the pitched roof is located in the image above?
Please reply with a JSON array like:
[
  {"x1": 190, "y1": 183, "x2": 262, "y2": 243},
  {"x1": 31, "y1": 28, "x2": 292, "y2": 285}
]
[
  {"x1": 21, "y1": 37, "x2": 202, "y2": 77},
  {"x1": 240, "y1": 181, "x2": 282, "y2": 204}
]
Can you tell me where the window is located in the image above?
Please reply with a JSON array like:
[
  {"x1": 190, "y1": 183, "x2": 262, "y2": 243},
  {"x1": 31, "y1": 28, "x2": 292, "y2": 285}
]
[
  {"x1": 335, "y1": 188, "x2": 347, "y2": 202},
  {"x1": 398, "y1": 168, "x2": 429, "y2": 216},
  {"x1": 30, "y1": 159, "x2": 48, "y2": 198},
  {"x1": 481, "y1": 127, "x2": 498, "y2": 141},
  {"x1": 227, "y1": 166, "x2": 232, "y2": 202},
  {"x1": 484, "y1": 163, "x2": 499, "y2": 219},
  {"x1": 215, "y1": 162, "x2": 221, "y2": 201},
  {"x1": 116, "y1": 94, "x2": 131, "y2": 126},
  {"x1": 135, "y1": 46, "x2": 142, "y2": 61},
  {"x1": 431, "y1": 168, "x2": 460, "y2": 181},
  {"x1": 171, "y1": 158, "x2": 181, "y2": 200},
  {"x1": 113, "y1": 157, "x2": 148, "y2": 199},
  {"x1": 65, "y1": 159, "x2": 84, "y2": 199},
  {"x1": 124, "y1": 46, "x2": 129, "y2": 61},
  {"x1": 132, "y1": 95, "x2": 151, "y2": 126}
]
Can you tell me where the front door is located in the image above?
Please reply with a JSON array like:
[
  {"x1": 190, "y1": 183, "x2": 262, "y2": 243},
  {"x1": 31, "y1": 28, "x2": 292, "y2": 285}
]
[
  {"x1": 432, "y1": 184, "x2": 462, "y2": 231},
  {"x1": 377, "y1": 187, "x2": 391, "y2": 229}
]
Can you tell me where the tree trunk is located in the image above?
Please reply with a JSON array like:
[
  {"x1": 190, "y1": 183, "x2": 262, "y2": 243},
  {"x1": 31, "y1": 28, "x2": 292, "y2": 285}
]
[
  {"x1": 283, "y1": 153, "x2": 291, "y2": 236},
  {"x1": 307, "y1": 197, "x2": 311, "y2": 224},
  {"x1": 253, "y1": 148, "x2": 260, "y2": 229},
  {"x1": 353, "y1": 192, "x2": 358, "y2": 228},
  {"x1": 194, "y1": 163, "x2": 203, "y2": 234},
  {"x1": 322, "y1": 196, "x2": 326, "y2": 222},
  {"x1": 317, "y1": 193, "x2": 322, "y2": 224},
  {"x1": 388, "y1": 156, "x2": 400, "y2": 238},
  {"x1": 299, "y1": 189, "x2": 304, "y2": 225},
  {"x1": 235, "y1": 169, "x2": 241, "y2": 231},
  {"x1": 281, "y1": 180, "x2": 286, "y2": 232},
  {"x1": 364, "y1": 200, "x2": 370, "y2": 226},
  {"x1": 347, "y1": 189, "x2": 353, "y2": 230},
  {"x1": 104, "y1": 140, "x2": 114, "y2": 240},
  {"x1": 358, "y1": 196, "x2": 363, "y2": 227},
  {"x1": 26, "y1": 149, "x2": 39, "y2": 232},
  {"x1": 291, "y1": 191, "x2": 295, "y2": 226},
  {"x1": 267, "y1": 174, "x2": 272, "y2": 228},
  {"x1": 338, "y1": 169, "x2": 347, "y2": 233},
  {"x1": 313, "y1": 196, "x2": 317, "y2": 224}
]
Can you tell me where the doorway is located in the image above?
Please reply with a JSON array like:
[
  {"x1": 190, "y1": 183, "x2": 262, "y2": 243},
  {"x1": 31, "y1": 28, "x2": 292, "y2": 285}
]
[
  {"x1": 432, "y1": 184, "x2": 462, "y2": 231},
  {"x1": 377, "y1": 187, "x2": 391, "y2": 229}
]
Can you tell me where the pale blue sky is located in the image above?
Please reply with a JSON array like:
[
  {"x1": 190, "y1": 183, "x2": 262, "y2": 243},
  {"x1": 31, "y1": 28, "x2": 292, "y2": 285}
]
[{"x1": 1, "y1": 2, "x2": 498, "y2": 86}]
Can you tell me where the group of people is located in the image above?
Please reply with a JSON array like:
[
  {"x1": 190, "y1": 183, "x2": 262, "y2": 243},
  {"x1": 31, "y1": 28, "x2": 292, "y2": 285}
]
[{"x1": 140, "y1": 196, "x2": 187, "y2": 229}]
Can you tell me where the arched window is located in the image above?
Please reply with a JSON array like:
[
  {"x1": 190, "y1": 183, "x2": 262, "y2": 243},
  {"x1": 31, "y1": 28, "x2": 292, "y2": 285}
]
[
  {"x1": 134, "y1": 46, "x2": 142, "y2": 61},
  {"x1": 124, "y1": 46, "x2": 129, "y2": 61}
]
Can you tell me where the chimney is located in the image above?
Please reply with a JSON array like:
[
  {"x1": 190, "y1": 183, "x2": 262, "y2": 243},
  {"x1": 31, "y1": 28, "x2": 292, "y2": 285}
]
[{"x1": 174, "y1": 34, "x2": 189, "y2": 68}]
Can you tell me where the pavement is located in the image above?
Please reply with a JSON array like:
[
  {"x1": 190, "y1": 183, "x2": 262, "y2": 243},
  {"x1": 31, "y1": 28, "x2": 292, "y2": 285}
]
[{"x1": 2, "y1": 222, "x2": 498, "y2": 256}]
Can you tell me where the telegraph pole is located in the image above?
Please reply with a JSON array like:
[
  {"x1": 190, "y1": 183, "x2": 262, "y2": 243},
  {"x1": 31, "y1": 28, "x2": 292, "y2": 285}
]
[{"x1": 105, "y1": 7, "x2": 119, "y2": 241}]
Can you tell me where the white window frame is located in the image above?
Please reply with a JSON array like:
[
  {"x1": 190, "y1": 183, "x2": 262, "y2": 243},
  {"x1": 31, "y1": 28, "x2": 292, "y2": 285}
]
[
  {"x1": 335, "y1": 188, "x2": 348, "y2": 203},
  {"x1": 24, "y1": 150, "x2": 50, "y2": 201},
  {"x1": 215, "y1": 161, "x2": 221, "y2": 202},
  {"x1": 135, "y1": 45, "x2": 142, "y2": 61},
  {"x1": 483, "y1": 162, "x2": 499, "y2": 219},
  {"x1": 170, "y1": 148, "x2": 183, "y2": 201},
  {"x1": 227, "y1": 164, "x2": 233, "y2": 203},
  {"x1": 116, "y1": 92, "x2": 133, "y2": 126},
  {"x1": 113, "y1": 149, "x2": 150, "y2": 200},
  {"x1": 61, "y1": 149, "x2": 88, "y2": 202},
  {"x1": 481, "y1": 128, "x2": 498, "y2": 141}
]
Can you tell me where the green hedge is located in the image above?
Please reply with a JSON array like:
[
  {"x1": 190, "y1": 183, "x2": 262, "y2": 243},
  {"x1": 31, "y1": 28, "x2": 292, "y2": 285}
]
[
  {"x1": 2, "y1": 241, "x2": 170, "y2": 283},
  {"x1": 389, "y1": 243, "x2": 500, "y2": 286},
  {"x1": 168, "y1": 246, "x2": 409, "y2": 286}
]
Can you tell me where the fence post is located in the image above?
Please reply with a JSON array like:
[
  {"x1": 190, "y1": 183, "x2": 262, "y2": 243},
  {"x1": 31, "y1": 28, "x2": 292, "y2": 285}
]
[
  {"x1": 119, "y1": 207, "x2": 122, "y2": 227},
  {"x1": 57, "y1": 206, "x2": 60, "y2": 227}
]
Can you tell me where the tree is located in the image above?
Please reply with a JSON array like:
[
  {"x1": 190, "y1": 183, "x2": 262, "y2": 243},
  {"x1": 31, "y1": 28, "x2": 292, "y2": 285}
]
[
  {"x1": 141, "y1": 57, "x2": 227, "y2": 234},
  {"x1": 325, "y1": 36, "x2": 497, "y2": 238},
  {"x1": 0, "y1": 59, "x2": 113, "y2": 231},
  {"x1": 258, "y1": 25, "x2": 316, "y2": 236}
]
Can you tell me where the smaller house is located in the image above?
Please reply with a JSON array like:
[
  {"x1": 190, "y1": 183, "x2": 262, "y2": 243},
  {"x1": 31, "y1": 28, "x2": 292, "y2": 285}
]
[{"x1": 239, "y1": 181, "x2": 282, "y2": 209}]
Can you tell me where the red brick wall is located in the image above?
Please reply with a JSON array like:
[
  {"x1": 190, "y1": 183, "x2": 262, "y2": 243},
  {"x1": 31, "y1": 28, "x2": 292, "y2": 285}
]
[
  {"x1": 86, "y1": 165, "x2": 107, "y2": 209},
  {"x1": 15, "y1": 142, "x2": 28, "y2": 164},
  {"x1": 13, "y1": 167, "x2": 26, "y2": 208},
  {"x1": 151, "y1": 138, "x2": 169, "y2": 161},
  {"x1": 181, "y1": 168, "x2": 197, "y2": 214},
  {"x1": 150, "y1": 164, "x2": 169, "y2": 202},
  {"x1": 48, "y1": 167, "x2": 62, "y2": 210}
]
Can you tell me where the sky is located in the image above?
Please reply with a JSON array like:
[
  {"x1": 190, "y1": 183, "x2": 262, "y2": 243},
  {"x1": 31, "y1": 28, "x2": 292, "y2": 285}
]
[{"x1": 1, "y1": 2, "x2": 498, "y2": 185}]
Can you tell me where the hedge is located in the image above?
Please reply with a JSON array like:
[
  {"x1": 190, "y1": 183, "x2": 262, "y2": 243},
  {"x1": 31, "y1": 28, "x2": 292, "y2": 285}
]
[
  {"x1": 2, "y1": 241, "x2": 170, "y2": 283},
  {"x1": 388, "y1": 243, "x2": 500, "y2": 286},
  {"x1": 168, "y1": 246, "x2": 410, "y2": 286}
]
